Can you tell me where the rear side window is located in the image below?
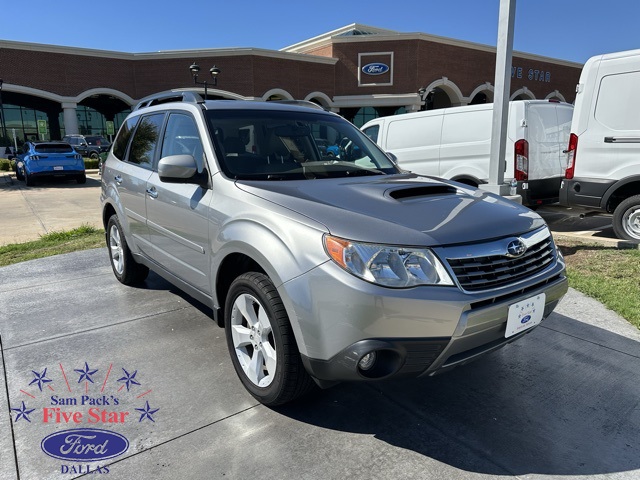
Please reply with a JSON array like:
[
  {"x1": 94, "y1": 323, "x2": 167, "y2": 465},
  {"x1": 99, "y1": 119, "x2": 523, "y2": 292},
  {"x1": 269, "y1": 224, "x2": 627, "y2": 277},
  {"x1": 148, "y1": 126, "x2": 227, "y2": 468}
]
[
  {"x1": 112, "y1": 117, "x2": 139, "y2": 160},
  {"x1": 596, "y1": 71, "x2": 640, "y2": 131},
  {"x1": 127, "y1": 113, "x2": 165, "y2": 169}
]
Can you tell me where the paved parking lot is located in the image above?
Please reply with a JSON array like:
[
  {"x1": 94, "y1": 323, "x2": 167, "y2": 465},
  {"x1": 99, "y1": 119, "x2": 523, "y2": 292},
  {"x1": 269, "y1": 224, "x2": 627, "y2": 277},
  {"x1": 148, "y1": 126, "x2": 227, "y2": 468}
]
[
  {"x1": 0, "y1": 171, "x2": 102, "y2": 246},
  {"x1": 1, "y1": 173, "x2": 639, "y2": 479},
  {"x1": 1, "y1": 249, "x2": 639, "y2": 479}
]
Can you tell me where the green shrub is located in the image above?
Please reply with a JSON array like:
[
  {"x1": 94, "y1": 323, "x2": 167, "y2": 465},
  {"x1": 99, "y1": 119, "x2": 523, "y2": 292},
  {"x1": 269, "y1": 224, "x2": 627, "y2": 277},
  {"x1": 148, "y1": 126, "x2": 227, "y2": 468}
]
[
  {"x1": 83, "y1": 158, "x2": 100, "y2": 169},
  {"x1": 0, "y1": 158, "x2": 11, "y2": 171}
]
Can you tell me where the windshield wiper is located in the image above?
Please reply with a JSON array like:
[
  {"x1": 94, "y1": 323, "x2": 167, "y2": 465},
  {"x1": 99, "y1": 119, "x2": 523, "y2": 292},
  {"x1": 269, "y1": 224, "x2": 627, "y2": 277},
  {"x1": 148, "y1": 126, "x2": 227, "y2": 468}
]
[{"x1": 344, "y1": 168, "x2": 385, "y2": 177}]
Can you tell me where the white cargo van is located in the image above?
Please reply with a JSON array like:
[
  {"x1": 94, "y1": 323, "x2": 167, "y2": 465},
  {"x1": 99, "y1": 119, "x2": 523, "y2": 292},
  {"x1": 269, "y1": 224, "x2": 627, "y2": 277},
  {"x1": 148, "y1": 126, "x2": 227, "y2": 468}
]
[
  {"x1": 559, "y1": 49, "x2": 640, "y2": 241},
  {"x1": 361, "y1": 100, "x2": 573, "y2": 207}
]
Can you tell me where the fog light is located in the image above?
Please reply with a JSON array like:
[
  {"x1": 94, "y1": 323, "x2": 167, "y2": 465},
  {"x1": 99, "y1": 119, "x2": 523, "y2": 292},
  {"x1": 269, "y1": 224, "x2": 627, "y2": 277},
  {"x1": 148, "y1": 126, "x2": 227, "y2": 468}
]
[{"x1": 358, "y1": 352, "x2": 377, "y2": 371}]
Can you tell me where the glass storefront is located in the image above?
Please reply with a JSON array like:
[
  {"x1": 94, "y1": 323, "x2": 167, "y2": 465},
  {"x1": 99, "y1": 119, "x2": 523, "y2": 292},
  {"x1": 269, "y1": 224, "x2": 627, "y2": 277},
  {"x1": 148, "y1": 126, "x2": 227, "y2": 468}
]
[{"x1": 0, "y1": 102, "x2": 131, "y2": 146}]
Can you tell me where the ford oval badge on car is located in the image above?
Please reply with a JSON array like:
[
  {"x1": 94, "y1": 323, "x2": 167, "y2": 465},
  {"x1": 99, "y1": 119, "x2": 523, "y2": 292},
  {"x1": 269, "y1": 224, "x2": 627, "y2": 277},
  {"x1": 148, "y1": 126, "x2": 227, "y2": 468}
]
[
  {"x1": 362, "y1": 63, "x2": 389, "y2": 75},
  {"x1": 521, "y1": 315, "x2": 532, "y2": 324},
  {"x1": 41, "y1": 428, "x2": 129, "y2": 462}
]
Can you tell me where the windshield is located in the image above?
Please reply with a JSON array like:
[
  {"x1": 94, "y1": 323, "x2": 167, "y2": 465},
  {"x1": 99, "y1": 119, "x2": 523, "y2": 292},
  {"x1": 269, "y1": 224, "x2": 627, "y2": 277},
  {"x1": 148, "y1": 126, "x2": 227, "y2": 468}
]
[{"x1": 205, "y1": 109, "x2": 399, "y2": 180}]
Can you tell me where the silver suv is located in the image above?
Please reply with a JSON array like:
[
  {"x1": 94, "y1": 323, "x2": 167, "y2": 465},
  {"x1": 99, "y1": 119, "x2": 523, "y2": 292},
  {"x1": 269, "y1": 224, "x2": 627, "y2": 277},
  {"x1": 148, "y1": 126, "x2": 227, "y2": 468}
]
[{"x1": 101, "y1": 92, "x2": 568, "y2": 406}]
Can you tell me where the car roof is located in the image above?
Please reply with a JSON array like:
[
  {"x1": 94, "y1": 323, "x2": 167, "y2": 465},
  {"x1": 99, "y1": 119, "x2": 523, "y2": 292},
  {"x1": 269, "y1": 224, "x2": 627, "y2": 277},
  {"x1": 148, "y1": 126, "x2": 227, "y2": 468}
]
[{"x1": 134, "y1": 90, "x2": 332, "y2": 116}]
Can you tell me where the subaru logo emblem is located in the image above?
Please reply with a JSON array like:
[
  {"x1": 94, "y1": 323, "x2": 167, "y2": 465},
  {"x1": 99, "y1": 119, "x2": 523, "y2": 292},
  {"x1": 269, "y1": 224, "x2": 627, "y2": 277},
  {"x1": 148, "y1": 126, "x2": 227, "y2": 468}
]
[{"x1": 506, "y1": 238, "x2": 527, "y2": 257}]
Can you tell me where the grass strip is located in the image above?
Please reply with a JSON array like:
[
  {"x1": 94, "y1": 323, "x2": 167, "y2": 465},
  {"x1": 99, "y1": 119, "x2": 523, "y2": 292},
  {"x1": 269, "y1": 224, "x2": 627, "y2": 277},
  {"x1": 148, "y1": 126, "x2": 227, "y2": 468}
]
[
  {"x1": 556, "y1": 239, "x2": 640, "y2": 329},
  {"x1": 0, "y1": 225, "x2": 104, "y2": 267}
]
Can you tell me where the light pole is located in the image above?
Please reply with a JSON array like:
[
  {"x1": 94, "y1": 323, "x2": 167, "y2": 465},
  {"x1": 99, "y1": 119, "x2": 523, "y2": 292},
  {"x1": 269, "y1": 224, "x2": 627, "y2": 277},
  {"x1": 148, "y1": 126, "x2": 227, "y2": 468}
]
[
  {"x1": 0, "y1": 79, "x2": 7, "y2": 148},
  {"x1": 189, "y1": 63, "x2": 221, "y2": 101}
]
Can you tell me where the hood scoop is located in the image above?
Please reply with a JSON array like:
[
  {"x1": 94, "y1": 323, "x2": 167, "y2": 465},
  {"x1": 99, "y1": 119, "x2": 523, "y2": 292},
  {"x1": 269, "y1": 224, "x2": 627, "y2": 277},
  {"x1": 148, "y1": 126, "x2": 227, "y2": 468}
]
[{"x1": 388, "y1": 185, "x2": 458, "y2": 200}]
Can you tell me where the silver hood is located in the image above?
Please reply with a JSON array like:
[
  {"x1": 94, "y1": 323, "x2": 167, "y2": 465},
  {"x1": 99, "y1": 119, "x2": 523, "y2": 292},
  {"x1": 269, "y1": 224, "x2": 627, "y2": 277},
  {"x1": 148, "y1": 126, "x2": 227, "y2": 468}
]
[{"x1": 236, "y1": 174, "x2": 547, "y2": 246}]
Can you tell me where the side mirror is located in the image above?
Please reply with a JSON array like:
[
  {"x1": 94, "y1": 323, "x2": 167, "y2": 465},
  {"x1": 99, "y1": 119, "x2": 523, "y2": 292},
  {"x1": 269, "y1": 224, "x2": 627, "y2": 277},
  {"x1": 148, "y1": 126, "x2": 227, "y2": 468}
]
[
  {"x1": 158, "y1": 154, "x2": 207, "y2": 186},
  {"x1": 386, "y1": 151, "x2": 398, "y2": 163}
]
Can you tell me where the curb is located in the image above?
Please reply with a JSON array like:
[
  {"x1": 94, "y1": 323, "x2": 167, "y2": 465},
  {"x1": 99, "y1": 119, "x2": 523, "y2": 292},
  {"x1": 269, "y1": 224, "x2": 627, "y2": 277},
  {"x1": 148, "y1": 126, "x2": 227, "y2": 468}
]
[{"x1": 551, "y1": 231, "x2": 640, "y2": 250}]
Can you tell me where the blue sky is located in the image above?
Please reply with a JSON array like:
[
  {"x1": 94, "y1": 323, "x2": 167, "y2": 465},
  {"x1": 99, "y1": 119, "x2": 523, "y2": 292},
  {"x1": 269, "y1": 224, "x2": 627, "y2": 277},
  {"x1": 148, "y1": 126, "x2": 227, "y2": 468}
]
[{"x1": 2, "y1": 0, "x2": 638, "y2": 64}]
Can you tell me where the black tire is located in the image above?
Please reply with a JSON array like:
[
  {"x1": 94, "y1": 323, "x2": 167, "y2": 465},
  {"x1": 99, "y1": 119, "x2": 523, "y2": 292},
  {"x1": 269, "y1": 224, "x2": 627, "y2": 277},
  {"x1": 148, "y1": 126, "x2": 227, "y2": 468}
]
[
  {"x1": 76, "y1": 173, "x2": 87, "y2": 184},
  {"x1": 24, "y1": 170, "x2": 34, "y2": 186},
  {"x1": 15, "y1": 167, "x2": 23, "y2": 181},
  {"x1": 106, "y1": 214, "x2": 149, "y2": 285},
  {"x1": 612, "y1": 195, "x2": 640, "y2": 242},
  {"x1": 225, "y1": 272, "x2": 316, "y2": 406},
  {"x1": 89, "y1": 151, "x2": 99, "y2": 159}
]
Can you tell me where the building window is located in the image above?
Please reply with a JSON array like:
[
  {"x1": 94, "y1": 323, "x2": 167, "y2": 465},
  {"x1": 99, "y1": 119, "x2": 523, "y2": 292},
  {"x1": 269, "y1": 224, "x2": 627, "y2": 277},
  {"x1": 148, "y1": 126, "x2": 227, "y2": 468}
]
[{"x1": 352, "y1": 107, "x2": 379, "y2": 128}]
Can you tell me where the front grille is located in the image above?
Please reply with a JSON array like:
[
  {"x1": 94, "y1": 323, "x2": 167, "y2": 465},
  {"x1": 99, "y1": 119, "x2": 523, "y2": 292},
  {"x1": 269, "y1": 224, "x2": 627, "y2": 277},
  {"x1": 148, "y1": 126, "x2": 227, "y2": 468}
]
[{"x1": 447, "y1": 236, "x2": 555, "y2": 292}]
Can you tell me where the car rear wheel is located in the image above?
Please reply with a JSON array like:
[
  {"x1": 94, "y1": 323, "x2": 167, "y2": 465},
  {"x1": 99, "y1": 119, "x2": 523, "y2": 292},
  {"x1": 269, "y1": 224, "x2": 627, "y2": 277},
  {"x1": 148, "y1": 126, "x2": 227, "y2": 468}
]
[
  {"x1": 89, "y1": 152, "x2": 99, "y2": 159},
  {"x1": 24, "y1": 170, "x2": 34, "y2": 186},
  {"x1": 106, "y1": 214, "x2": 149, "y2": 285},
  {"x1": 613, "y1": 195, "x2": 640, "y2": 242},
  {"x1": 225, "y1": 272, "x2": 316, "y2": 406}
]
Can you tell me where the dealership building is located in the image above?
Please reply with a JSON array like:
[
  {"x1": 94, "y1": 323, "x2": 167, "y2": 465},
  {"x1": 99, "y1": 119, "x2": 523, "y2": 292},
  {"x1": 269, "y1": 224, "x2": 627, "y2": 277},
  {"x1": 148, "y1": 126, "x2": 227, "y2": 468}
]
[{"x1": 0, "y1": 24, "x2": 582, "y2": 146}]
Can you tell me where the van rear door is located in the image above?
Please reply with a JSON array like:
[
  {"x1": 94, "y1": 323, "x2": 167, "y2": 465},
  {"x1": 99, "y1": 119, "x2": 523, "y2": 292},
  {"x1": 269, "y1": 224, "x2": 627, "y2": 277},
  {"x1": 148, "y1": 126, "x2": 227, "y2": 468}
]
[{"x1": 522, "y1": 103, "x2": 573, "y2": 204}]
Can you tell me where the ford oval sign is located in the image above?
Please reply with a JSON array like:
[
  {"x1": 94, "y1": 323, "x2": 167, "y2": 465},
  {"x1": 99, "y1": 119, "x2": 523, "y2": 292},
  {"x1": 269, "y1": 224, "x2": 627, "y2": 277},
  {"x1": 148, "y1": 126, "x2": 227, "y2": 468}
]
[
  {"x1": 362, "y1": 63, "x2": 389, "y2": 75},
  {"x1": 41, "y1": 428, "x2": 129, "y2": 462},
  {"x1": 521, "y1": 315, "x2": 532, "y2": 324}
]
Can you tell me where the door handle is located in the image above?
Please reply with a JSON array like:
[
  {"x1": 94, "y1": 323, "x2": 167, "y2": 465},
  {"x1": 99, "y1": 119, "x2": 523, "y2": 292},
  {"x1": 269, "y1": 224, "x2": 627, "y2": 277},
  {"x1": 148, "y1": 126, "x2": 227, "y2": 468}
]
[
  {"x1": 146, "y1": 187, "x2": 158, "y2": 199},
  {"x1": 114, "y1": 175, "x2": 123, "y2": 184}
]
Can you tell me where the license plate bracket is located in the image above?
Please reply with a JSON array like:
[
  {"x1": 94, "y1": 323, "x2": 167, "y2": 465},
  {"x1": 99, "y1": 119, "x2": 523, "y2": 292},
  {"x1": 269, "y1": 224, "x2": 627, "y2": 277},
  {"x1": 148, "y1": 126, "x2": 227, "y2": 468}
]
[{"x1": 505, "y1": 293, "x2": 545, "y2": 338}]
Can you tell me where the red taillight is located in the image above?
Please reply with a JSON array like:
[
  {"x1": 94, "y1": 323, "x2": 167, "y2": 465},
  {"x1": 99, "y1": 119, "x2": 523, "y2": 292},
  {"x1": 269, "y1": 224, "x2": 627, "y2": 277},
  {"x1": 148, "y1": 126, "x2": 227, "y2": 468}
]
[
  {"x1": 565, "y1": 133, "x2": 578, "y2": 179},
  {"x1": 514, "y1": 139, "x2": 529, "y2": 181}
]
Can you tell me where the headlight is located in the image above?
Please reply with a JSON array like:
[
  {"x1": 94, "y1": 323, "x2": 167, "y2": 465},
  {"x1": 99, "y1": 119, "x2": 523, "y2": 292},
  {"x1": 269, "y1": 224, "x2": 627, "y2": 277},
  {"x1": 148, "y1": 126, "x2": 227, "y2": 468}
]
[{"x1": 324, "y1": 235, "x2": 454, "y2": 288}]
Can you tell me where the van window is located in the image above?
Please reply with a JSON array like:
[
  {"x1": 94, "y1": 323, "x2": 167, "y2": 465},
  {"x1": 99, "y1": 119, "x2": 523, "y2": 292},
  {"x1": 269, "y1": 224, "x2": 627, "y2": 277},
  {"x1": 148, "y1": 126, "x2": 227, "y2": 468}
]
[
  {"x1": 441, "y1": 110, "x2": 491, "y2": 144},
  {"x1": 596, "y1": 71, "x2": 640, "y2": 130},
  {"x1": 386, "y1": 115, "x2": 442, "y2": 149},
  {"x1": 363, "y1": 125, "x2": 379, "y2": 143}
]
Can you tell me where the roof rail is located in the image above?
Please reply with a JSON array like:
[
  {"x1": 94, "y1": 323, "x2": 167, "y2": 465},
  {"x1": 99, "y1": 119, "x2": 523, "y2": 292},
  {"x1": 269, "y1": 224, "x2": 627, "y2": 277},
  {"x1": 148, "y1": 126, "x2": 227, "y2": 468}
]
[
  {"x1": 133, "y1": 90, "x2": 204, "y2": 111},
  {"x1": 271, "y1": 100, "x2": 326, "y2": 110}
]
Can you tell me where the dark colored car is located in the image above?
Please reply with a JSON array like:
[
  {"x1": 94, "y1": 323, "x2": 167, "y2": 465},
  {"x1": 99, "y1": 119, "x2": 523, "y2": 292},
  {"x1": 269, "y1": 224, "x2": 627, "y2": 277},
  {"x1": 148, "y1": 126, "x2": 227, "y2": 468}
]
[
  {"x1": 63, "y1": 134, "x2": 111, "y2": 159},
  {"x1": 15, "y1": 141, "x2": 85, "y2": 186}
]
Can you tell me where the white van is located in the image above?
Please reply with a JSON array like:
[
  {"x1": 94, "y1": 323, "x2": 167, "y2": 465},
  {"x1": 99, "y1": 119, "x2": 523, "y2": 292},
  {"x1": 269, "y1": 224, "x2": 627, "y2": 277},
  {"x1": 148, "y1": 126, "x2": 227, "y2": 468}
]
[
  {"x1": 559, "y1": 49, "x2": 640, "y2": 241},
  {"x1": 362, "y1": 100, "x2": 573, "y2": 207}
]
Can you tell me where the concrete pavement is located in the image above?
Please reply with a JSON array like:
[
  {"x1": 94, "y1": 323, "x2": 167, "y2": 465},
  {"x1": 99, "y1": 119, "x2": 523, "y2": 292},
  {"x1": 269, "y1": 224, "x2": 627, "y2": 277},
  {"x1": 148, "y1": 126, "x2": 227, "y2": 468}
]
[
  {"x1": 0, "y1": 171, "x2": 102, "y2": 246},
  {"x1": 0, "y1": 249, "x2": 639, "y2": 479}
]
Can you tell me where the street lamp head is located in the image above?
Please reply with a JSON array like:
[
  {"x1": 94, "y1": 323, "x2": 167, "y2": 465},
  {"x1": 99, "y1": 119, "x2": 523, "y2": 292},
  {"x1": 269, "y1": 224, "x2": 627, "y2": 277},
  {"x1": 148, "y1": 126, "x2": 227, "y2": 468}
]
[
  {"x1": 209, "y1": 66, "x2": 220, "y2": 86},
  {"x1": 189, "y1": 63, "x2": 201, "y2": 79}
]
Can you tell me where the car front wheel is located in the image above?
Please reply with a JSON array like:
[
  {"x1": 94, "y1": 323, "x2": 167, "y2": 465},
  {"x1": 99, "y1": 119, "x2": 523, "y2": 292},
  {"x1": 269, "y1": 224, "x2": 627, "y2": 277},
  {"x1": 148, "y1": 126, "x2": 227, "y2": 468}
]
[
  {"x1": 106, "y1": 214, "x2": 149, "y2": 285},
  {"x1": 613, "y1": 195, "x2": 640, "y2": 242},
  {"x1": 225, "y1": 272, "x2": 315, "y2": 406}
]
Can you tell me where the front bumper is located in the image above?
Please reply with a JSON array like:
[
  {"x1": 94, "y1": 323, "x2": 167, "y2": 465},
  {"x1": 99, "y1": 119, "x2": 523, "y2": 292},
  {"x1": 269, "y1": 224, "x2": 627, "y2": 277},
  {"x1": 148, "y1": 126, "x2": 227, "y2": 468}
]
[{"x1": 282, "y1": 255, "x2": 567, "y2": 384}]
